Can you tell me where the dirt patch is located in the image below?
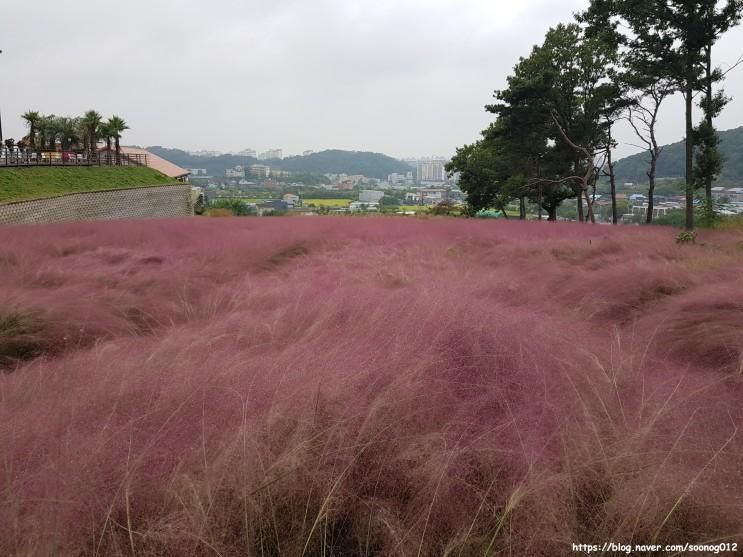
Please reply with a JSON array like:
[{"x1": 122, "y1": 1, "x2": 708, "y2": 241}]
[
  {"x1": 256, "y1": 242, "x2": 310, "y2": 272},
  {"x1": 374, "y1": 269, "x2": 410, "y2": 289},
  {"x1": 139, "y1": 255, "x2": 166, "y2": 265},
  {"x1": 0, "y1": 310, "x2": 49, "y2": 369},
  {"x1": 660, "y1": 297, "x2": 743, "y2": 372}
]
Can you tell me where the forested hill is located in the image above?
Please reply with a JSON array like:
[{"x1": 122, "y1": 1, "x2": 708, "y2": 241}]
[
  {"x1": 614, "y1": 125, "x2": 743, "y2": 184},
  {"x1": 275, "y1": 150, "x2": 411, "y2": 178},
  {"x1": 145, "y1": 147, "x2": 411, "y2": 179}
]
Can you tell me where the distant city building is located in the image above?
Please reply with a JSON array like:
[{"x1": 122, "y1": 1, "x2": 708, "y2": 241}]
[
  {"x1": 282, "y1": 193, "x2": 301, "y2": 206},
  {"x1": 388, "y1": 173, "x2": 406, "y2": 185},
  {"x1": 249, "y1": 164, "x2": 271, "y2": 178},
  {"x1": 349, "y1": 201, "x2": 379, "y2": 212},
  {"x1": 302, "y1": 150, "x2": 314, "y2": 156},
  {"x1": 712, "y1": 187, "x2": 743, "y2": 202},
  {"x1": 225, "y1": 167, "x2": 245, "y2": 178},
  {"x1": 417, "y1": 160, "x2": 446, "y2": 183},
  {"x1": 256, "y1": 200, "x2": 288, "y2": 216},
  {"x1": 410, "y1": 187, "x2": 450, "y2": 205},
  {"x1": 359, "y1": 190, "x2": 385, "y2": 203},
  {"x1": 189, "y1": 150, "x2": 223, "y2": 157},
  {"x1": 345, "y1": 175, "x2": 366, "y2": 185},
  {"x1": 237, "y1": 148, "x2": 257, "y2": 158},
  {"x1": 188, "y1": 168, "x2": 208, "y2": 176},
  {"x1": 258, "y1": 149, "x2": 283, "y2": 160}
]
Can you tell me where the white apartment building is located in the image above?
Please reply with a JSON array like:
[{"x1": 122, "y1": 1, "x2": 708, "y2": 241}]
[
  {"x1": 417, "y1": 160, "x2": 446, "y2": 183},
  {"x1": 258, "y1": 149, "x2": 283, "y2": 160}
]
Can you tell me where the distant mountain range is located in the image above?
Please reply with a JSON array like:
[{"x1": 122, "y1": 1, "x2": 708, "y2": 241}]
[
  {"x1": 145, "y1": 147, "x2": 412, "y2": 180},
  {"x1": 614, "y1": 125, "x2": 743, "y2": 185}
]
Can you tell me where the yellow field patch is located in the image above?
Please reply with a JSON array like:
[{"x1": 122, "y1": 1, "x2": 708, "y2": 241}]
[{"x1": 304, "y1": 198, "x2": 352, "y2": 207}]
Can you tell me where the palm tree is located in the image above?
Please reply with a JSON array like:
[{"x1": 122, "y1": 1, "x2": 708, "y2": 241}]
[
  {"x1": 106, "y1": 116, "x2": 129, "y2": 156},
  {"x1": 80, "y1": 110, "x2": 102, "y2": 155},
  {"x1": 21, "y1": 111, "x2": 41, "y2": 149},
  {"x1": 99, "y1": 121, "x2": 114, "y2": 162},
  {"x1": 54, "y1": 117, "x2": 81, "y2": 151},
  {"x1": 37, "y1": 114, "x2": 57, "y2": 150}
]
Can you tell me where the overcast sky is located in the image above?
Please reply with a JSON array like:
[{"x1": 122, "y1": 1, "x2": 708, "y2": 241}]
[{"x1": 2, "y1": 0, "x2": 743, "y2": 159}]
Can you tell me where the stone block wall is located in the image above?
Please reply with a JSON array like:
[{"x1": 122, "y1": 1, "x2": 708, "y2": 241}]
[{"x1": 0, "y1": 185, "x2": 193, "y2": 225}]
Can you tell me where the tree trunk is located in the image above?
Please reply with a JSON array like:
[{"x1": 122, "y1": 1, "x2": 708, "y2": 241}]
[
  {"x1": 576, "y1": 193, "x2": 584, "y2": 222},
  {"x1": 607, "y1": 147, "x2": 617, "y2": 225},
  {"x1": 583, "y1": 187, "x2": 595, "y2": 224},
  {"x1": 684, "y1": 83, "x2": 695, "y2": 231},
  {"x1": 704, "y1": 45, "x2": 716, "y2": 226},
  {"x1": 705, "y1": 48, "x2": 713, "y2": 203},
  {"x1": 500, "y1": 202, "x2": 510, "y2": 219},
  {"x1": 547, "y1": 204, "x2": 557, "y2": 221},
  {"x1": 538, "y1": 183, "x2": 543, "y2": 221},
  {"x1": 646, "y1": 158, "x2": 657, "y2": 224},
  {"x1": 519, "y1": 196, "x2": 526, "y2": 220}
]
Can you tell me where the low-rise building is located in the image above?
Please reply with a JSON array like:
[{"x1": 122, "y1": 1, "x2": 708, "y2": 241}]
[
  {"x1": 349, "y1": 201, "x2": 379, "y2": 212},
  {"x1": 226, "y1": 167, "x2": 245, "y2": 178},
  {"x1": 282, "y1": 193, "x2": 300, "y2": 207},
  {"x1": 359, "y1": 190, "x2": 384, "y2": 203},
  {"x1": 256, "y1": 200, "x2": 288, "y2": 216},
  {"x1": 250, "y1": 164, "x2": 271, "y2": 178},
  {"x1": 109, "y1": 146, "x2": 191, "y2": 182},
  {"x1": 413, "y1": 187, "x2": 450, "y2": 205}
]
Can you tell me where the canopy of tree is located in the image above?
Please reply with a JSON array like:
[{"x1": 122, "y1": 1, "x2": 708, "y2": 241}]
[
  {"x1": 15, "y1": 111, "x2": 128, "y2": 154},
  {"x1": 451, "y1": 0, "x2": 743, "y2": 228},
  {"x1": 448, "y1": 23, "x2": 624, "y2": 222}
]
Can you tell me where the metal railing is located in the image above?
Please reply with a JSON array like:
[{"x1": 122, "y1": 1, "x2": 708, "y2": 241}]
[{"x1": 0, "y1": 151, "x2": 148, "y2": 168}]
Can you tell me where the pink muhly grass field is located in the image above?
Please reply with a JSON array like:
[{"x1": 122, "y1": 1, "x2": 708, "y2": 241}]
[{"x1": 1, "y1": 217, "x2": 742, "y2": 555}]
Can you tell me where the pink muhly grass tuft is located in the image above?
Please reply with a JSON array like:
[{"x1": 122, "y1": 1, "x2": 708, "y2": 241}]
[{"x1": 0, "y1": 218, "x2": 741, "y2": 555}]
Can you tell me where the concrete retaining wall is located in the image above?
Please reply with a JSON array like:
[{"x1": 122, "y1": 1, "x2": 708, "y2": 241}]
[{"x1": 0, "y1": 184, "x2": 193, "y2": 225}]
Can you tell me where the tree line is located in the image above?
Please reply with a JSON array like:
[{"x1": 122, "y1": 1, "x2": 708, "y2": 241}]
[
  {"x1": 147, "y1": 147, "x2": 412, "y2": 181},
  {"x1": 447, "y1": 0, "x2": 743, "y2": 230},
  {"x1": 4, "y1": 111, "x2": 129, "y2": 156}
]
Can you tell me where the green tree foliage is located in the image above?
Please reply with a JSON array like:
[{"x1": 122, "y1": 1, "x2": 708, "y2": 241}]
[
  {"x1": 80, "y1": 110, "x2": 103, "y2": 155},
  {"x1": 99, "y1": 121, "x2": 114, "y2": 153},
  {"x1": 451, "y1": 23, "x2": 623, "y2": 222},
  {"x1": 106, "y1": 116, "x2": 129, "y2": 155},
  {"x1": 207, "y1": 199, "x2": 255, "y2": 216},
  {"x1": 446, "y1": 139, "x2": 522, "y2": 218},
  {"x1": 21, "y1": 111, "x2": 40, "y2": 149},
  {"x1": 18, "y1": 110, "x2": 127, "y2": 154},
  {"x1": 583, "y1": 0, "x2": 743, "y2": 229}
]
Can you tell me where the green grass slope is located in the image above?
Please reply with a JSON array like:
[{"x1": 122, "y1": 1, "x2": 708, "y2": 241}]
[{"x1": 0, "y1": 166, "x2": 175, "y2": 204}]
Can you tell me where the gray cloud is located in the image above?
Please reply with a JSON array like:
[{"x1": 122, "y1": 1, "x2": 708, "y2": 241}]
[{"x1": 2, "y1": 0, "x2": 742, "y2": 159}]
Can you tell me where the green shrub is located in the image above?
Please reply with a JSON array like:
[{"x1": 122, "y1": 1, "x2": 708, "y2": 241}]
[
  {"x1": 207, "y1": 199, "x2": 255, "y2": 216},
  {"x1": 675, "y1": 230, "x2": 697, "y2": 244}
]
